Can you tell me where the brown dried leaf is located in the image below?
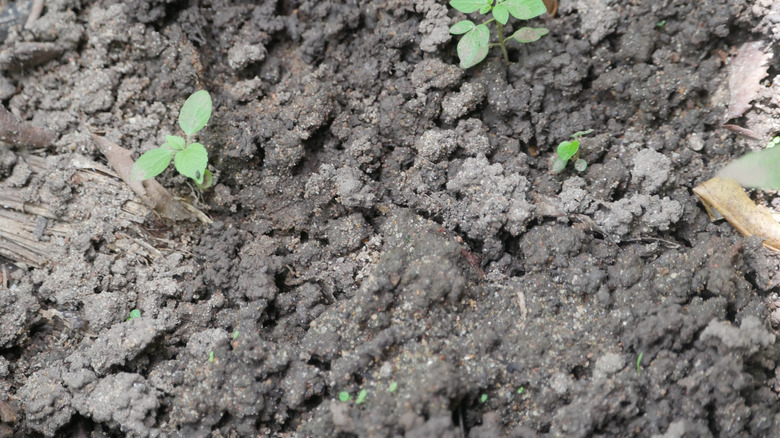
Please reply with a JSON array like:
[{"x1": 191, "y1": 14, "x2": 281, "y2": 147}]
[
  {"x1": 724, "y1": 41, "x2": 772, "y2": 122},
  {"x1": 693, "y1": 177, "x2": 780, "y2": 252}
]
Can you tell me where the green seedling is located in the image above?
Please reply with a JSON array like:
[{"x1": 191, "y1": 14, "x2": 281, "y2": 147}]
[
  {"x1": 767, "y1": 136, "x2": 780, "y2": 149},
  {"x1": 551, "y1": 129, "x2": 594, "y2": 174},
  {"x1": 126, "y1": 309, "x2": 141, "y2": 321},
  {"x1": 388, "y1": 381, "x2": 398, "y2": 393},
  {"x1": 130, "y1": 90, "x2": 213, "y2": 188},
  {"x1": 636, "y1": 352, "x2": 643, "y2": 374},
  {"x1": 479, "y1": 393, "x2": 488, "y2": 403},
  {"x1": 449, "y1": 0, "x2": 549, "y2": 69},
  {"x1": 208, "y1": 351, "x2": 215, "y2": 363},
  {"x1": 338, "y1": 391, "x2": 351, "y2": 402},
  {"x1": 517, "y1": 386, "x2": 524, "y2": 394},
  {"x1": 355, "y1": 389, "x2": 368, "y2": 404},
  {"x1": 232, "y1": 330, "x2": 239, "y2": 340}
]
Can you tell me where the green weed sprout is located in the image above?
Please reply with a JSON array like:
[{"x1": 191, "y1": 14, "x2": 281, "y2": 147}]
[
  {"x1": 449, "y1": 0, "x2": 549, "y2": 69},
  {"x1": 338, "y1": 391, "x2": 351, "y2": 402},
  {"x1": 355, "y1": 389, "x2": 368, "y2": 404},
  {"x1": 126, "y1": 309, "x2": 141, "y2": 321},
  {"x1": 130, "y1": 90, "x2": 213, "y2": 188},
  {"x1": 551, "y1": 129, "x2": 594, "y2": 174}
]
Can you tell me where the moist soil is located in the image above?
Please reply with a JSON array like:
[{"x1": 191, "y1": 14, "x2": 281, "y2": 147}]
[{"x1": 2, "y1": 0, "x2": 780, "y2": 437}]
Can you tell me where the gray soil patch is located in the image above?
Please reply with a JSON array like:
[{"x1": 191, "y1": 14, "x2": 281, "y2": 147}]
[{"x1": 2, "y1": 0, "x2": 780, "y2": 437}]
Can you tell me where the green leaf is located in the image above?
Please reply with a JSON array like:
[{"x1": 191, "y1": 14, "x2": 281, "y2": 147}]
[
  {"x1": 174, "y1": 142, "x2": 208, "y2": 184},
  {"x1": 450, "y1": 20, "x2": 476, "y2": 35},
  {"x1": 551, "y1": 156, "x2": 567, "y2": 174},
  {"x1": 479, "y1": 4, "x2": 491, "y2": 14},
  {"x1": 574, "y1": 159, "x2": 587, "y2": 172},
  {"x1": 338, "y1": 391, "x2": 351, "y2": 402},
  {"x1": 196, "y1": 168, "x2": 214, "y2": 189},
  {"x1": 504, "y1": 0, "x2": 547, "y2": 20},
  {"x1": 717, "y1": 146, "x2": 780, "y2": 190},
  {"x1": 557, "y1": 139, "x2": 579, "y2": 161},
  {"x1": 130, "y1": 147, "x2": 174, "y2": 181},
  {"x1": 166, "y1": 135, "x2": 186, "y2": 150},
  {"x1": 457, "y1": 24, "x2": 490, "y2": 69},
  {"x1": 493, "y1": 4, "x2": 509, "y2": 24},
  {"x1": 512, "y1": 27, "x2": 549, "y2": 43},
  {"x1": 450, "y1": 0, "x2": 490, "y2": 14},
  {"x1": 178, "y1": 90, "x2": 212, "y2": 136},
  {"x1": 126, "y1": 309, "x2": 141, "y2": 321},
  {"x1": 355, "y1": 389, "x2": 368, "y2": 404}
]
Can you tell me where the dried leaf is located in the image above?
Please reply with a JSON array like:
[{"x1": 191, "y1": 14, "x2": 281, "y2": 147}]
[
  {"x1": 692, "y1": 177, "x2": 780, "y2": 251},
  {"x1": 724, "y1": 41, "x2": 771, "y2": 122},
  {"x1": 721, "y1": 124, "x2": 761, "y2": 139}
]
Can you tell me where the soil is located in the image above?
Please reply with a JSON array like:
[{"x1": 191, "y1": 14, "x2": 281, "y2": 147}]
[{"x1": 2, "y1": 0, "x2": 780, "y2": 437}]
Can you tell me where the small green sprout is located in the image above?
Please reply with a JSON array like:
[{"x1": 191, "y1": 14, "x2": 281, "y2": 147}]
[
  {"x1": 126, "y1": 309, "x2": 141, "y2": 321},
  {"x1": 449, "y1": 0, "x2": 549, "y2": 69},
  {"x1": 131, "y1": 90, "x2": 213, "y2": 188},
  {"x1": 232, "y1": 330, "x2": 239, "y2": 340},
  {"x1": 656, "y1": 20, "x2": 666, "y2": 28},
  {"x1": 338, "y1": 391, "x2": 351, "y2": 402},
  {"x1": 388, "y1": 381, "x2": 398, "y2": 393},
  {"x1": 517, "y1": 386, "x2": 524, "y2": 394},
  {"x1": 551, "y1": 129, "x2": 594, "y2": 174},
  {"x1": 479, "y1": 393, "x2": 488, "y2": 403},
  {"x1": 208, "y1": 351, "x2": 215, "y2": 363},
  {"x1": 355, "y1": 389, "x2": 368, "y2": 404},
  {"x1": 767, "y1": 136, "x2": 780, "y2": 148},
  {"x1": 636, "y1": 352, "x2": 643, "y2": 374}
]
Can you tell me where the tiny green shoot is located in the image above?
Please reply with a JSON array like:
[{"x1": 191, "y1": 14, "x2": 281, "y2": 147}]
[
  {"x1": 126, "y1": 309, "x2": 141, "y2": 321},
  {"x1": 636, "y1": 352, "x2": 643, "y2": 374},
  {"x1": 517, "y1": 386, "x2": 524, "y2": 394},
  {"x1": 551, "y1": 129, "x2": 594, "y2": 174},
  {"x1": 449, "y1": 0, "x2": 549, "y2": 69},
  {"x1": 130, "y1": 90, "x2": 213, "y2": 188},
  {"x1": 479, "y1": 393, "x2": 488, "y2": 403},
  {"x1": 338, "y1": 391, "x2": 351, "y2": 402},
  {"x1": 355, "y1": 389, "x2": 368, "y2": 404},
  {"x1": 767, "y1": 136, "x2": 780, "y2": 149},
  {"x1": 208, "y1": 351, "x2": 215, "y2": 363},
  {"x1": 656, "y1": 20, "x2": 666, "y2": 27},
  {"x1": 232, "y1": 330, "x2": 239, "y2": 340},
  {"x1": 388, "y1": 381, "x2": 398, "y2": 393}
]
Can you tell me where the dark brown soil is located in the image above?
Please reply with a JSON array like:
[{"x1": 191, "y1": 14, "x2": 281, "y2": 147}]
[{"x1": 2, "y1": 0, "x2": 780, "y2": 437}]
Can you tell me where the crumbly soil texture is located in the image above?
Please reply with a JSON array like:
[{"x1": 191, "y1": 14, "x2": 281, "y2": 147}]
[{"x1": 2, "y1": 0, "x2": 780, "y2": 437}]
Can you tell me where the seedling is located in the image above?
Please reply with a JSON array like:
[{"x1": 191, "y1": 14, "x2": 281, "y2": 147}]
[
  {"x1": 636, "y1": 352, "x2": 643, "y2": 374},
  {"x1": 355, "y1": 389, "x2": 368, "y2": 404},
  {"x1": 338, "y1": 391, "x2": 351, "y2": 402},
  {"x1": 130, "y1": 90, "x2": 213, "y2": 188},
  {"x1": 126, "y1": 309, "x2": 141, "y2": 321},
  {"x1": 551, "y1": 129, "x2": 593, "y2": 174},
  {"x1": 388, "y1": 382, "x2": 398, "y2": 393},
  {"x1": 479, "y1": 393, "x2": 488, "y2": 403},
  {"x1": 449, "y1": 0, "x2": 549, "y2": 69}
]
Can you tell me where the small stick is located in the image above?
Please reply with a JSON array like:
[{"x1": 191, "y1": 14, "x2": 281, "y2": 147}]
[
  {"x1": 24, "y1": 0, "x2": 46, "y2": 29},
  {"x1": 0, "y1": 105, "x2": 55, "y2": 149}
]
